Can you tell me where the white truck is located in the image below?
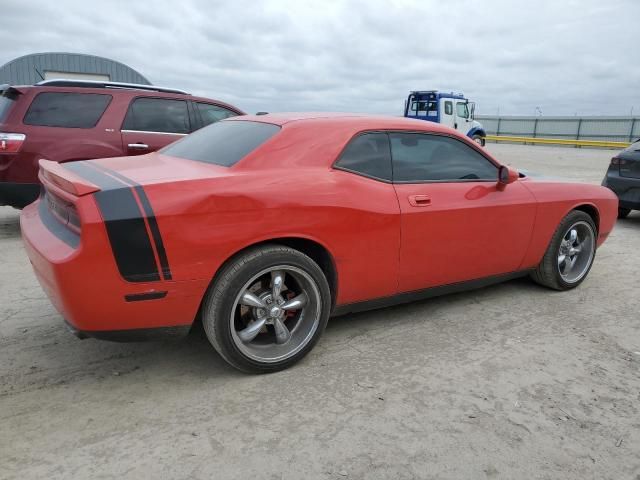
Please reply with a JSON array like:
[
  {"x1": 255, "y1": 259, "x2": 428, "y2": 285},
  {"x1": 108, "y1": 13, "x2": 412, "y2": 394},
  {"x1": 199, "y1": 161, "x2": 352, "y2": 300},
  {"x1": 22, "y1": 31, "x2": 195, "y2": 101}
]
[{"x1": 404, "y1": 90, "x2": 486, "y2": 146}]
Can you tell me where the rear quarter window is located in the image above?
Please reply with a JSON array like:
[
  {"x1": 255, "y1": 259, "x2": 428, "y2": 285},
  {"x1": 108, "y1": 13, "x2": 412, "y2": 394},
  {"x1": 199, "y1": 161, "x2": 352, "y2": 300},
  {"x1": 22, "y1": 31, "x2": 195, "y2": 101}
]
[
  {"x1": 23, "y1": 92, "x2": 112, "y2": 128},
  {"x1": 334, "y1": 133, "x2": 392, "y2": 181},
  {"x1": 160, "y1": 120, "x2": 280, "y2": 167}
]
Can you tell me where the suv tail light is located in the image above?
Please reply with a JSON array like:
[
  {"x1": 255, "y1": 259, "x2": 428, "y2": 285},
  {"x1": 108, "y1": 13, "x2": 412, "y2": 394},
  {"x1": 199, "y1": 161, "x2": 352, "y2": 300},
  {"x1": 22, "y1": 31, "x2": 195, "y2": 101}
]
[{"x1": 0, "y1": 132, "x2": 26, "y2": 153}]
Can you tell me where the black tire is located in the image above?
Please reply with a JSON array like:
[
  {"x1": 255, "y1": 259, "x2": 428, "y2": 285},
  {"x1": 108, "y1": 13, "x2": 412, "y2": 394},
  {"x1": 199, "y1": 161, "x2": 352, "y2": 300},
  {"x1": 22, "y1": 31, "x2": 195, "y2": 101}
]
[
  {"x1": 472, "y1": 134, "x2": 486, "y2": 147},
  {"x1": 202, "y1": 244, "x2": 331, "y2": 373},
  {"x1": 530, "y1": 210, "x2": 597, "y2": 291},
  {"x1": 618, "y1": 207, "x2": 631, "y2": 219}
]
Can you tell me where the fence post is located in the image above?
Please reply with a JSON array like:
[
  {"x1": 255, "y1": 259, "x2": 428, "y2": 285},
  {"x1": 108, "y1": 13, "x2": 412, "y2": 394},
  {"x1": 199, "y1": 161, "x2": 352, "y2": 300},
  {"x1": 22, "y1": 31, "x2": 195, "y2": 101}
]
[
  {"x1": 629, "y1": 118, "x2": 637, "y2": 142},
  {"x1": 576, "y1": 119, "x2": 582, "y2": 140},
  {"x1": 576, "y1": 119, "x2": 583, "y2": 148},
  {"x1": 533, "y1": 118, "x2": 538, "y2": 138},
  {"x1": 496, "y1": 117, "x2": 501, "y2": 136}
]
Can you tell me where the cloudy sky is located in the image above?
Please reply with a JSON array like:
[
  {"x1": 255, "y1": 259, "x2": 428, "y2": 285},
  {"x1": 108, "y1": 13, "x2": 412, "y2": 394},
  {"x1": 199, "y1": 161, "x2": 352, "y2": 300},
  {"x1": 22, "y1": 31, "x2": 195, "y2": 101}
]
[{"x1": 1, "y1": 0, "x2": 638, "y2": 116}]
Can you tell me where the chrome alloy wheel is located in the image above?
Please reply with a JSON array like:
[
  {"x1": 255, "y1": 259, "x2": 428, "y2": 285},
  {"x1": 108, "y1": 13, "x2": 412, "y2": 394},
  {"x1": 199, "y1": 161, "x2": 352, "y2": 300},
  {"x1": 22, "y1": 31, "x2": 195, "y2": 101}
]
[
  {"x1": 230, "y1": 266, "x2": 321, "y2": 363},
  {"x1": 557, "y1": 220, "x2": 595, "y2": 283}
]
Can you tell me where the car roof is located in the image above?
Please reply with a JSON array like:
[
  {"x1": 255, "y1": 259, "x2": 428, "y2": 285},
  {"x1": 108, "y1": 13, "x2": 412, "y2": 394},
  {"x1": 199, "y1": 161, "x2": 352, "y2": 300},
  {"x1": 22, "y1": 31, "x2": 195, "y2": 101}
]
[{"x1": 230, "y1": 112, "x2": 455, "y2": 134}]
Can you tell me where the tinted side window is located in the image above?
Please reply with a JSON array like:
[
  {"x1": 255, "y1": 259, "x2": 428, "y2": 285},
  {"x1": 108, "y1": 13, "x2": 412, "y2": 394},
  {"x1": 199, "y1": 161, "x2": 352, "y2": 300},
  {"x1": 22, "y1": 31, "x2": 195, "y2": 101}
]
[
  {"x1": 390, "y1": 133, "x2": 497, "y2": 182},
  {"x1": 444, "y1": 101, "x2": 453, "y2": 115},
  {"x1": 334, "y1": 133, "x2": 392, "y2": 181},
  {"x1": 122, "y1": 98, "x2": 189, "y2": 134},
  {"x1": 196, "y1": 103, "x2": 238, "y2": 127},
  {"x1": 23, "y1": 92, "x2": 111, "y2": 128},
  {"x1": 161, "y1": 120, "x2": 280, "y2": 167}
]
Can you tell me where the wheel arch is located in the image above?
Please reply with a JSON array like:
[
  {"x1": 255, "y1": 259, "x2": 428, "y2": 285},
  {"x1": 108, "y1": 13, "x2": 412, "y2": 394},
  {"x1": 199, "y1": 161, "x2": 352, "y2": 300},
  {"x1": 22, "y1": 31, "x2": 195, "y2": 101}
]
[
  {"x1": 467, "y1": 127, "x2": 486, "y2": 139},
  {"x1": 573, "y1": 203, "x2": 600, "y2": 232},
  {"x1": 210, "y1": 236, "x2": 338, "y2": 310}
]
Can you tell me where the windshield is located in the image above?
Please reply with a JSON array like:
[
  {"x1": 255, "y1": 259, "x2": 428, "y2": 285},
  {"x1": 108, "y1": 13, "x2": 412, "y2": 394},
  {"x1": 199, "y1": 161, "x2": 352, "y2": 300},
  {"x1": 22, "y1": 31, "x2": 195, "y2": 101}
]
[{"x1": 161, "y1": 120, "x2": 281, "y2": 167}]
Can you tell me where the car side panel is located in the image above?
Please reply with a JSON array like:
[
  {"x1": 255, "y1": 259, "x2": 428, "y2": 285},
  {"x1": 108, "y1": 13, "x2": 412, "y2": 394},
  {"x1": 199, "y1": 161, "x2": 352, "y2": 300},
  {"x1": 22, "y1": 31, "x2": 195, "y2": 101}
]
[
  {"x1": 518, "y1": 181, "x2": 618, "y2": 269},
  {"x1": 141, "y1": 168, "x2": 401, "y2": 306}
]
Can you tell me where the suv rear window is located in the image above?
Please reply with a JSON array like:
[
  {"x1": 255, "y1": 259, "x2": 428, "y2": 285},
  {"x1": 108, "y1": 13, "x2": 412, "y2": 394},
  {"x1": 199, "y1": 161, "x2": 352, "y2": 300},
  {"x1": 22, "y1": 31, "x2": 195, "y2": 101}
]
[
  {"x1": 161, "y1": 120, "x2": 280, "y2": 167},
  {"x1": 23, "y1": 92, "x2": 111, "y2": 128},
  {"x1": 0, "y1": 91, "x2": 17, "y2": 122}
]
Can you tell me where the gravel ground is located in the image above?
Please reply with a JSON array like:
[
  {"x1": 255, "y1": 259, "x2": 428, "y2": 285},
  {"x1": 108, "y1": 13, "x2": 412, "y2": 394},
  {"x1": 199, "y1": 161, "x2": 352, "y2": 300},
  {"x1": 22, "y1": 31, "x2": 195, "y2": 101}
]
[{"x1": 0, "y1": 144, "x2": 638, "y2": 480}]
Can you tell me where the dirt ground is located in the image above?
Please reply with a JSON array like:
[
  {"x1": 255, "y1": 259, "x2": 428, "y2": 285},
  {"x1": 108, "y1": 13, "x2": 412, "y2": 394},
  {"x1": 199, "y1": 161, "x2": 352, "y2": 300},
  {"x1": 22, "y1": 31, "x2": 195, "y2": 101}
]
[{"x1": 1, "y1": 143, "x2": 638, "y2": 480}]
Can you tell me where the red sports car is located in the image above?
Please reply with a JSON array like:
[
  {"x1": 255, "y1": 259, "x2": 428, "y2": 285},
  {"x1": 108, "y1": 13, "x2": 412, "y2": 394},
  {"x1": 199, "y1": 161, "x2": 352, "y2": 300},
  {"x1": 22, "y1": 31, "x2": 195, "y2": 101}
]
[{"x1": 21, "y1": 113, "x2": 618, "y2": 373}]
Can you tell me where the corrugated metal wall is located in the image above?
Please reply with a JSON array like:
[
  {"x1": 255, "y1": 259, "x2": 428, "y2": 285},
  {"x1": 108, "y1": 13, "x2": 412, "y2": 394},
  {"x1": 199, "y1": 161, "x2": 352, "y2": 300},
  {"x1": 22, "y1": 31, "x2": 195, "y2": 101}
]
[
  {"x1": 0, "y1": 52, "x2": 150, "y2": 85},
  {"x1": 477, "y1": 115, "x2": 640, "y2": 143}
]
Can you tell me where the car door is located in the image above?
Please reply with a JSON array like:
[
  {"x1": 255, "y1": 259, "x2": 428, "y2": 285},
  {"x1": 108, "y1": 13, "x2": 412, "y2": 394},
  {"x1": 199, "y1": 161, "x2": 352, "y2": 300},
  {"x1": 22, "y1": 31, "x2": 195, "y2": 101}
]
[
  {"x1": 120, "y1": 97, "x2": 191, "y2": 155},
  {"x1": 439, "y1": 99, "x2": 455, "y2": 129},
  {"x1": 390, "y1": 132, "x2": 537, "y2": 292}
]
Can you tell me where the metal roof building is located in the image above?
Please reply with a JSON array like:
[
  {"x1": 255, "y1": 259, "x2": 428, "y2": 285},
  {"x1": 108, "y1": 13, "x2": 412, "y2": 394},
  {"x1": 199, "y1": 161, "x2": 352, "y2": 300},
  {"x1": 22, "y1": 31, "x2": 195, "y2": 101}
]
[{"x1": 0, "y1": 52, "x2": 150, "y2": 86}]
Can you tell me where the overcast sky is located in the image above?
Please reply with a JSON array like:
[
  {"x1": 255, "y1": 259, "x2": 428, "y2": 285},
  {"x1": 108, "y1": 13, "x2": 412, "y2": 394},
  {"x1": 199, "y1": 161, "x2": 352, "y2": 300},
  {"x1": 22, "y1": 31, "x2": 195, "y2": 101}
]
[{"x1": 1, "y1": 0, "x2": 638, "y2": 116}]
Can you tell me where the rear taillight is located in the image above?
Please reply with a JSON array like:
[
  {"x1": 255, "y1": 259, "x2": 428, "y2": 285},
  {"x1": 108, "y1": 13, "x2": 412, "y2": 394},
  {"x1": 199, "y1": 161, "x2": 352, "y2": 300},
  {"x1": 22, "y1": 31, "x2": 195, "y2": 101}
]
[
  {"x1": 0, "y1": 132, "x2": 26, "y2": 153},
  {"x1": 610, "y1": 157, "x2": 621, "y2": 166}
]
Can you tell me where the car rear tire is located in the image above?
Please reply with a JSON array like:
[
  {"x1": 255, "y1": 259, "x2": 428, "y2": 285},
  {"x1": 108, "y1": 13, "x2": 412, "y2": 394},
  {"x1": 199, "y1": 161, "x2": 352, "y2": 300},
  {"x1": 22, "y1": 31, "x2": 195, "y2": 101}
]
[
  {"x1": 530, "y1": 210, "x2": 597, "y2": 291},
  {"x1": 202, "y1": 245, "x2": 331, "y2": 373},
  {"x1": 472, "y1": 134, "x2": 486, "y2": 147},
  {"x1": 618, "y1": 207, "x2": 631, "y2": 219}
]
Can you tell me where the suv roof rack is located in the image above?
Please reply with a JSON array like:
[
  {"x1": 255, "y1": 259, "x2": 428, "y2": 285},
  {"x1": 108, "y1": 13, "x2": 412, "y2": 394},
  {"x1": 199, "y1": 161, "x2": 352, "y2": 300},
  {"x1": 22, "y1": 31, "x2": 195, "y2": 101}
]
[{"x1": 35, "y1": 79, "x2": 189, "y2": 95}]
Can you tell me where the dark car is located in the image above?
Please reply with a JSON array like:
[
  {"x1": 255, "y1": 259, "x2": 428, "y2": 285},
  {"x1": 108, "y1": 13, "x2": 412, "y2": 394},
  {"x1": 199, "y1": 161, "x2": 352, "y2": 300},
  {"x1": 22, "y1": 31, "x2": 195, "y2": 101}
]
[
  {"x1": 0, "y1": 79, "x2": 244, "y2": 208},
  {"x1": 602, "y1": 140, "x2": 640, "y2": 218}
]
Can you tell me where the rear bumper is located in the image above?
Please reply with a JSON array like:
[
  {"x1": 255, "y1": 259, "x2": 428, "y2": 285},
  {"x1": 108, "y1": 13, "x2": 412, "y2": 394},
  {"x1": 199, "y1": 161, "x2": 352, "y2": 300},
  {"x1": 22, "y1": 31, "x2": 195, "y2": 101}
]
[
  {"x1": 20, "y1": 198, "x2": 208, "y2": 337},
  {"x1": 0, "y1": 181, "x2": 39, "y2": 208},
  {"x1": 603, "y1": 173, "x2": 640, "y2": 209}
]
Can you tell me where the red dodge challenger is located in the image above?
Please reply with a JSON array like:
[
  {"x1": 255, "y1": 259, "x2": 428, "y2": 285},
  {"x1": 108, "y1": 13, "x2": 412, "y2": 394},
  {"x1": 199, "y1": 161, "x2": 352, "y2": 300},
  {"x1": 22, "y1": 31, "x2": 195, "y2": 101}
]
[{"x1": 21, "y1": 113, "x2": 618, "y2": 372}]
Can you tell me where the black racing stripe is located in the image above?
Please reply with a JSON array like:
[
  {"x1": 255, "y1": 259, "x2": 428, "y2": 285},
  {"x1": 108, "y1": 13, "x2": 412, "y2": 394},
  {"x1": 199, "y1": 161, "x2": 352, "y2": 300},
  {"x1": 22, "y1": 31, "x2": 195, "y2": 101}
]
[
  {"x1": 63, "y1": 161, "x2": 124, "y2": 191},
  {"x1": 63, "y1": 161, "x2": 161, "y2": 283},
  {"x1": 94, "y1": 188, "x2": 161, "y2": 282},
  {"x1": 133, "y1": 186, "x2": 172, "y2": 280},
  {"x1": 88, "y1": 163, "x2": 173, "y2": 281}
]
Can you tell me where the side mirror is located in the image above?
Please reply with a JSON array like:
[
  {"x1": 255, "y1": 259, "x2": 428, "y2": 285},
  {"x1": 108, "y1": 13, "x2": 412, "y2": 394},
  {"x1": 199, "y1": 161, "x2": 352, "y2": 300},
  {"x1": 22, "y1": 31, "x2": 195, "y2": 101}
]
[{"x1": 498, "y1": 165, "x2": 519, "y2": 187}]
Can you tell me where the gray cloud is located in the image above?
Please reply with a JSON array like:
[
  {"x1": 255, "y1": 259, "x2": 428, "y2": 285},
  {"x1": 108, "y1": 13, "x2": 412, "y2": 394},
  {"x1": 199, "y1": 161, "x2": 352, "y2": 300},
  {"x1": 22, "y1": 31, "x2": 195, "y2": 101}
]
[{"x1": 1, "y1": 0, "x2": 638, "y2": 115}]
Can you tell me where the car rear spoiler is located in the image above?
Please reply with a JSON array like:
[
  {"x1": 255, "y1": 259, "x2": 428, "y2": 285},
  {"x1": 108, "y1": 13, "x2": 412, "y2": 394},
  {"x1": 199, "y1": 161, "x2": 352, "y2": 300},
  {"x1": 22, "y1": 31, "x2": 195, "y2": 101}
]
[
  {"x1": 38, "y1": 159, "x2": 100, "y2": 197},
  {"x1": 0, "y1": 84, "x2": 26, "y2": 96}
]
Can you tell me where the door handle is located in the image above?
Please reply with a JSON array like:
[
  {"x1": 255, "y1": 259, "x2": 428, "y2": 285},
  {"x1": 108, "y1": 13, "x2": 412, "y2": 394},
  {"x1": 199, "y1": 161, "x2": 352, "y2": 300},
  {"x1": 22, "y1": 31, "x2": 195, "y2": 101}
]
[
  {"x1": 408, "y1": 194, "x2": 431, "y2": 207},
  {"x1": 128, "y1": 143, "x2": 149, "y2": 149}
]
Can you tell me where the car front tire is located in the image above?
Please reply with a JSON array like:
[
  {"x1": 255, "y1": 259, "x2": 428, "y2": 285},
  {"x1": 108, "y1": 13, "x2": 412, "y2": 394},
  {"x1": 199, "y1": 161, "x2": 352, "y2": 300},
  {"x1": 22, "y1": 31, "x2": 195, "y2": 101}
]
[
  {"x1": 202, "y1": 245, "x2": 331, "y2": 373},
  {"x1": 530, "y1": 210, "x2": 597, "y2": 291}
]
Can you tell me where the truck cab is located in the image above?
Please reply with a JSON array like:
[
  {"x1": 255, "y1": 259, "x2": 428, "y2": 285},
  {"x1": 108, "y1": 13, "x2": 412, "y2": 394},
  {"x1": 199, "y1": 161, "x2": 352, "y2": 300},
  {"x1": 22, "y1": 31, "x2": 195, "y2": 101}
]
[{"x1": 404, "y1": 90, "x2": 486, "y2": 146}]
